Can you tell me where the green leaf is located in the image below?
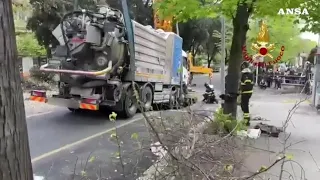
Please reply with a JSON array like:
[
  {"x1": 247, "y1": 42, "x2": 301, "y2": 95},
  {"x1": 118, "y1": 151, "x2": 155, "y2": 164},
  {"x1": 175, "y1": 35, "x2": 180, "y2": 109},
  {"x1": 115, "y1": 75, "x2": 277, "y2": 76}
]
[
  {"x1": 286, "y1": 153, "x2": 294, "y2": 160},
  {"x1": 109, "y1": 112, "x2": 117, "y2": 121},
  {"x1": 110, "y1": 133, "x2": 117, "y2": 138},
  {"x1": 258, "y1": 165, "x2": 267, "y2": 172},
  {"x1": 88, "y1": 156, "x2": 96, "y2": 163},
  {"x1": 16, "y1": 33, "x2": 46, "y2": 57},
  {"x1": 131, "y1": 133, "x2": 139, "y2": 140},
  {"x1": 80, "y1": 170, "x2": 87, "y2": 177},
  {"x1": 224, "y1": 164, "x2": 233, "y2": 172},
  {"x1": 114, "y1": 151, "x2": 120, "y2": 159}
]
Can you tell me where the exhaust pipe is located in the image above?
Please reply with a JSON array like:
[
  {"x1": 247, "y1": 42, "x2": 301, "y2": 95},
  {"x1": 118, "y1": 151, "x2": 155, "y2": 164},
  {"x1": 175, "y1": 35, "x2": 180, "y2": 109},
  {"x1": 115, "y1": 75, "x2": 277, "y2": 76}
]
[{"x1": 39, "y1": 61, "x2": 113, "y2": 76}]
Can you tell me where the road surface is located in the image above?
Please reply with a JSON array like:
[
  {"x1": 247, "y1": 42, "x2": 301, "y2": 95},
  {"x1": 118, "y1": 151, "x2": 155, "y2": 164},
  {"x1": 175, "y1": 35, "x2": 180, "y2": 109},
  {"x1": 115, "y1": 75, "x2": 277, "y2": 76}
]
[
  {"x1": 27, "y1": 74, "x2": 217, "y2": 179},
  {"x1": 192, "y1": 72, "x2": 222, "y2": 93}
]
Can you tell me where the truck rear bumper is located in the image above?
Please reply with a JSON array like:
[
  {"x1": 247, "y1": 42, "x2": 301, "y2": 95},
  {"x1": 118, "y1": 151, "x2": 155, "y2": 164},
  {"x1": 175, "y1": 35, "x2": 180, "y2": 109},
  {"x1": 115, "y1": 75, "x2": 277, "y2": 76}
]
[
  {"x1": 47, "y1": 96, "x2": 80, "y2": 109},
  {"x1": 30, "y1": 90, "x2": 100, "y2": 111}
]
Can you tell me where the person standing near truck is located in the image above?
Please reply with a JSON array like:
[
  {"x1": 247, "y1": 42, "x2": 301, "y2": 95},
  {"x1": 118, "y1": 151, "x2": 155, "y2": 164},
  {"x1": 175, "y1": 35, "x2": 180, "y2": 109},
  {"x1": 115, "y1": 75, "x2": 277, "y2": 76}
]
[{"x1": 240, "y1": 61, "x2": 254, "y2": 126}]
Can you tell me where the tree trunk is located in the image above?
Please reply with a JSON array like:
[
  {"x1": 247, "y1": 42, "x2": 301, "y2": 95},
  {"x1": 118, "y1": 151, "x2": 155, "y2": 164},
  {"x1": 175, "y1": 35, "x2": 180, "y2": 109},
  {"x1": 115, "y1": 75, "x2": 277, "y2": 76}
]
[
  {"x1": 0, "y1": 1, "x2": 34, "y2": 180},
  {"x1": 225, "y1": 48, "x2": 228, "y2": 65},
  {"x1": 223, "y1": 3, "x2": 250, "y2": 118},
  {"x1": 46, "y1": 46, "x2": 52, "y2": 58},
  {"x1": 207, "y1": 53, "x2": 211, "y2": 68}
]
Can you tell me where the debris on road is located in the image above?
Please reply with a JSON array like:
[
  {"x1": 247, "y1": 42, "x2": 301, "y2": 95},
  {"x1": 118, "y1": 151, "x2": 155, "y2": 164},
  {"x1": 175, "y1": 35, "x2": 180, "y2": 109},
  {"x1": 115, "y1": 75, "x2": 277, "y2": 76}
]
[
  {"x1": 254, "y1": 122, "x2": 283, "y2": 137},
  {"x1": 251, "y1": 116, "x2": 270, "y2": 121},
  {"x1": 236, "y1": 128, "x2": 261, "y2": 139},
  {"x1": 150, "y1": 141, "x2": 167, "y2": 159}
]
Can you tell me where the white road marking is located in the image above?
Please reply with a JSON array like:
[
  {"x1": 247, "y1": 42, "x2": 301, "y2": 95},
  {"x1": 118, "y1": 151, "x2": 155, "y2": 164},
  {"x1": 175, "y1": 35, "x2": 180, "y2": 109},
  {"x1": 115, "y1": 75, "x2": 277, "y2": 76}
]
[
  {"x1": 26, "y1": 111, "x2": 54, "y2": 119},
  {"x1": 31, "y1": 116, "x2": 145, "y2": 163},
  {"x1": 31, "y1": 106, "x2": 206, "y2": 163},
  {"x1": 33, "y1": 175, "x2": 45, "y2": 180}
]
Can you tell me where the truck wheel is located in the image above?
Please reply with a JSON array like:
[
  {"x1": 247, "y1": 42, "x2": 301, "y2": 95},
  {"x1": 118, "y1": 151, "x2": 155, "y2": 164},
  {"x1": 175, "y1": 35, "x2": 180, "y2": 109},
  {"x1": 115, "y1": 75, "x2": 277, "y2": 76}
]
[
  {"x1": 182, "y1": 83, "x2": 188, "y2": 94},
  {"x1": 142, "y1": 86, "x2": 153, "y2": 111},
  {"x1": 123, "y1": 87, "x2": 138, "y2": 118},
  {"x1": 169, "y1": 91, "x2": 177, "y2": 109},
  {"x1": 68, "y1": 108, "x2": 80, "y2": 112}
]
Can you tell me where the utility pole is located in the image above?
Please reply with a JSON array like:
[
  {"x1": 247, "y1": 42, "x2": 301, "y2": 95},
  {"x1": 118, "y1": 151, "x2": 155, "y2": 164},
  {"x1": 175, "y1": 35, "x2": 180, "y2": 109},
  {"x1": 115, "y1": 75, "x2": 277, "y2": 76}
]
[
  {"x1": 220, "y1": 17, "x2": 226, "y2": 96},
  {"x1": 74, "y1": 0, "x2": 79, "y2": 11},
  {"x1": 255, "y1": 57, "x2": 263, "y2": 85},
  {"x1": 176, "y1": 23, "x2": 179, "y2": 35},
  {"x1": 311, "y1": 34, "x2": 320, "y2": 106}
]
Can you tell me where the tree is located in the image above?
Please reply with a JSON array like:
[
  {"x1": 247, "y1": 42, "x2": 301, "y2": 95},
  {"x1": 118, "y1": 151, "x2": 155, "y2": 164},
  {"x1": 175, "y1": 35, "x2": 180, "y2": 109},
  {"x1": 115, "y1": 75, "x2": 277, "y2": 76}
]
[
  {"x1": 0, "y1": 0, "x2": 34, "y2": 180},
  {"x1": 201, "y1": 18, "x2": 221, "y2": 67},
  {"x1": 156, "y1": 0, "x2": 310, "y2": 117},
  {"x1": 296, "y1": 1, "x2": 320, "y2": 33},
  {"x1": 298, "y1": 38, "x2": 317, "y2": 54},
  {"x1": 16, "y1": 33, "x2": 46, "y2": 57},
  {"x1": 246, "y1": 16, "x2": 301, "y2": 64},
  {"x1": 211, "y1": 20, "x2": 233, "y2": 65},
  {"x1": 307, "y1": 46, "x2": 318, "y2": 64},
  {"x1": 178, "y1": 19, "x2": 209, "y2": 61}
]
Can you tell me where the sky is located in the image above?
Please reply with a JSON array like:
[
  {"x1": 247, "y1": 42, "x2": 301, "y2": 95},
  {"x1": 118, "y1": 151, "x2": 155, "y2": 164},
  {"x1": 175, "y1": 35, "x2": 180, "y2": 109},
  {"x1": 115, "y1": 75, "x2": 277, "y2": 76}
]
[
  {"x1": 298, "y1": 20, "x2": 319, "y2": 43},
  {"x1": 300, "y1": 32, "x2": 319, "y2": 43}
]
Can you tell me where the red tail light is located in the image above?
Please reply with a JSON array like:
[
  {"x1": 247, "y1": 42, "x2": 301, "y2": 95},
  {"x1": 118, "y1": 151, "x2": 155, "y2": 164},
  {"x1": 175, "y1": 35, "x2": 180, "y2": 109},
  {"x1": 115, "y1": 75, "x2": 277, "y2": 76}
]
[
  {"x1": 31, "y1": 90, "x2": 46, "y2": 97},
  {"x1": 71, "y1": 37, "x2": 85, "y2": 43},
  {"x1": 81, "y1": 98, "x2": 99, "y2": 105}
]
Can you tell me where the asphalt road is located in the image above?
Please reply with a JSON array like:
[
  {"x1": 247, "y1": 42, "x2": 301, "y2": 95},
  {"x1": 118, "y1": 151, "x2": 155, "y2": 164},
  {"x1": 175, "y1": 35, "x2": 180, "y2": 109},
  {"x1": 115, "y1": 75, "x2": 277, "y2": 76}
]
[
  {"x1": 192, "y1": 72, "x2": 222, "y2": 93},
  {"x1": 27, "y1": 74, "x2": 220, "y2": 179},
  {"x1": 28, "y1": 74, "x2": 220, "y2": 158},
  {"x1": 28, "y1": 108, "x2": 142, "y2": 159}
]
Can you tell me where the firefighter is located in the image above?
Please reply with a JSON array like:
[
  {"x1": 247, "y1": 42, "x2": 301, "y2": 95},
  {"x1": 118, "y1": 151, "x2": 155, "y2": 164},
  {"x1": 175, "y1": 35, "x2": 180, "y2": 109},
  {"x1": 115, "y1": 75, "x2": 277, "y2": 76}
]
[{"x1": 240, "y1": 61, "x2": 254, "y2": 126}]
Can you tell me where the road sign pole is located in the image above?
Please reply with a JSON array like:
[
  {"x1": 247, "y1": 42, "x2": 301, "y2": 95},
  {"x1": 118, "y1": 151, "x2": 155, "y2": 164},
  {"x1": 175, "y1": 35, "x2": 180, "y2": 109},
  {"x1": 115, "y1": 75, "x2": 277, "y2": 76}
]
[{"x1": 255, "y1": 64, "x2": 259, "y2": 85}]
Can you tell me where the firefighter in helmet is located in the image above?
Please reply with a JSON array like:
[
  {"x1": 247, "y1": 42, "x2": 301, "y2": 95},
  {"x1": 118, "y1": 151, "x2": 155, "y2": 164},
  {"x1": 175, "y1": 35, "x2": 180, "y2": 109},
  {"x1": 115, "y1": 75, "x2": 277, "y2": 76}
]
[{"x1": 240, "y1": 61, "x2": 254, "y2": 125}]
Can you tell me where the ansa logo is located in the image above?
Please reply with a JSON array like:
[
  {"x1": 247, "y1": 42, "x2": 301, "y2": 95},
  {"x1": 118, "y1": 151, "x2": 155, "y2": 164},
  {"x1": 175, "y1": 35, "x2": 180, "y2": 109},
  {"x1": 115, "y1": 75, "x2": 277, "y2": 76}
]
[{"x1": 242, "y1": 21, "x2": 285, "y2": 67}]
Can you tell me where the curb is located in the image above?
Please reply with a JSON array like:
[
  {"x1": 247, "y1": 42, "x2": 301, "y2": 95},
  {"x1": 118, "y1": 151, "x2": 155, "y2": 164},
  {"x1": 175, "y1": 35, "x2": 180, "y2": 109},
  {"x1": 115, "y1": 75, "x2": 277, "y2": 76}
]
[{"x1": 137, "y1": 111, "x2": 212, "y2": 180}]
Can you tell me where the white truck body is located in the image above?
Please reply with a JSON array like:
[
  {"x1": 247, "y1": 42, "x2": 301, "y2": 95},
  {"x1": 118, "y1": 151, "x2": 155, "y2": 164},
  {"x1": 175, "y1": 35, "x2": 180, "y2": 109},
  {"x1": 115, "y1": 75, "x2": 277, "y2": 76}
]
[{"x1": 130, "y1": 21, "x2": 186, "y2": 86}]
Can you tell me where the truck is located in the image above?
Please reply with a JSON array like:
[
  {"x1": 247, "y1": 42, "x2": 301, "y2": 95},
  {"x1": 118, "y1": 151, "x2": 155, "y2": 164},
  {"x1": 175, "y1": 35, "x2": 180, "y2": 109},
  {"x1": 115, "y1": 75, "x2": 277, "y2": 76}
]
[{"x1": 29, "y1": 2, "x2": 195, "y2": 118}]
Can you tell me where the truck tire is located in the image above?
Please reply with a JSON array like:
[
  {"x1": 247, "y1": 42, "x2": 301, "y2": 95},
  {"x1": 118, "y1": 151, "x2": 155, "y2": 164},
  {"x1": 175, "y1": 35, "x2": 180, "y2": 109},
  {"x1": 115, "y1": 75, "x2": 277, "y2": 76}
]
[
  {"x1": 68, "y1": 107, "x2": 80, "y2": 112},
  {"x1": 182, "y1": 83, "x2": 188, "y2": 94},
  {"x1": 142, "y1": 86, "x2": 153, "y2": 111},
  {"x1": 123, "y1": 87, "x2": 138, "y2": 118},
  {"x1": 169, "y1": 90, "x2": 177, "y2": 109}
]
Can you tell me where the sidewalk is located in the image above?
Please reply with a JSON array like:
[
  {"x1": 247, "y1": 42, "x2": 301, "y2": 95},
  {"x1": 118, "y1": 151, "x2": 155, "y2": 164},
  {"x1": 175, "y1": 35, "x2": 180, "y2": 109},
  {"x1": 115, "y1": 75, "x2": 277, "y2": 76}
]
[{"x1": 240, "y1": 91, "x2": 320, "y2": 179}]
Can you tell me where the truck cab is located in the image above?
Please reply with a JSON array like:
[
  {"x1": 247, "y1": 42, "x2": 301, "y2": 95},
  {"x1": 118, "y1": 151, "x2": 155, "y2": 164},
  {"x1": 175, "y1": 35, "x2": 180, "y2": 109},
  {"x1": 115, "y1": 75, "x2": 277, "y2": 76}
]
[{"x1": 182, "y1": 50, "x2": 190, "y2": 87}]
